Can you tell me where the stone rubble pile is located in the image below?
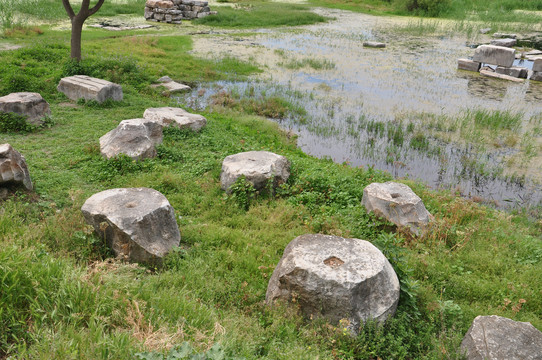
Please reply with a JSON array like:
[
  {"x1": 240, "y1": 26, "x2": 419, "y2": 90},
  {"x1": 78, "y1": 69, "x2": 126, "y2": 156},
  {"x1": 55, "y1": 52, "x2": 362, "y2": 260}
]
[
  {"x1": 144, "y1": 0, "x2": 216, "y2": 24},
  {"x1": 457, "y1": 44, "x2": 542, "y2": 82}
]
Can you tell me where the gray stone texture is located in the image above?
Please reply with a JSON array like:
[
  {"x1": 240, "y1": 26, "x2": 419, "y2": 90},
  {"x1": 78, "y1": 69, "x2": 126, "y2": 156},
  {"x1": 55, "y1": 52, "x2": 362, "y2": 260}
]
[
  {"x1": 531, "y1": 71, "x2": 542, "y2": 81},
  {"x1": 490, "y1": 38, "x2": 517, "y2": 48},
  {"x1": 266, "y1": 234, "x2": 400, "y2": 334},
  {"x1": 473, "y1": 45, "x2": 516, "y2": 67},
  {"x1": 0, "y1": 92, "x2": 50, "y2": 125},
  {"x1": 0, "y1": 144, "x2": 33, "y2": 191},
  {"x1": 363, "y1": 41, "x2": 386, "y2": 48},
  {"x1": 57, "y1": 75, "x2": 123, "y2": 103},
  {"x1": 100, "y1": 118, "x2": 163, "y2": 160},
  {"x1": 143, "y1": 107, "x2": 206, "y2": 131},
  {"x1": 461, "y1": 315, "x2": 542, "y2": 360},
  {"x1": 533, "y1": 58, "x2": 542, "y2": 72},
  {"x1": 145, "y1": 0, "x2": 213, "y2": 22},
  {"x1": 457, "y1": 59, "x2": 481, "y2": 72},
  {"x1": 362, "y1": 182, "x2": 432, "y2": 236},
  {"x1": 220, "y1": 151, "x2": 290, "y2": 193},
  {"x1": 495, "y1": 66, "x2": 528, "y2": 78},
  {"x1": 480, "y1": 69, "x2": 524, "y2": 82},
  {"x1": 81, "y1": 188, "x2": 180, "y2": 264},
  {"x1": 152, "y1": 76, "x2": 191, "y2": 93}
]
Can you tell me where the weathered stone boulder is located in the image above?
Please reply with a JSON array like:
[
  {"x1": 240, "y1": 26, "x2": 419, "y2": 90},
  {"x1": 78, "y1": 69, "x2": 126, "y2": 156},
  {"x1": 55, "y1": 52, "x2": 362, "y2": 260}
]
[
  {"x1": 533, "y1": 58, "x2": 542, "y2": 72},
  {"x1": 461, "y1": 315, "x2": 542, "y2": 360},
  {"x1": 152, "y1": 76, "x2": 191, "y2": 94},
  {"x1": 473, "y1": 45, "x2": 515, "y2": 67},
  {"x1": 0, "y1": 92, "x2": 50, "y2": 125},
  {"x1": 531, "y1": 71, "x2": 542, "y2": 82},
  {"x1": 57, "y1": 75, "x2": 123, "y2": 103},
  {"x1": 81, "y1": 188, "x2": 180, "y2": 264},
  {"x1": 363, "y1": 41, "x2": 386, "y2": 48},
  {"x1": 362, "y1": 182, "x2": 432, "y2": 236},
  {"x1": 495, "y1": 66, "x2": 528, "y2": 78},
  {"x1": 457, "y1": 59, "x2": 481, "y2": 72},
  {"x1": 143, "y1": 107, "x2": 206, "y2": 131},
  {"x1": 493, "y1": 32, "x2": 517, "y2": 39},
  {"x1": 266, "y1": 234, "x2": 400, "y2": 334},
  {"x1": 100, "y1": 118, "x2": 163, "y2": 160},
  {"x1": 0, "y1": 144, "x2": 33, "y2": 190},
  {"x1": 220, "y1": 151, "x2": 290, "y2": 193},
  {"x1": 490, "y1": 38, "x2": 517, "y2": 48}
]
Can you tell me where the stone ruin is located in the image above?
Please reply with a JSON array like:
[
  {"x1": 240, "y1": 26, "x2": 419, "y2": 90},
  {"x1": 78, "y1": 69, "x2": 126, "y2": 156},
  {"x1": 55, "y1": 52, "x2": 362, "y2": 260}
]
[
  {"x1": 458, "y1": 43, "x2": 542, "y2": 82},
  {"x1": 144, "y1": 0, "x2": 216, "y2": 24}
]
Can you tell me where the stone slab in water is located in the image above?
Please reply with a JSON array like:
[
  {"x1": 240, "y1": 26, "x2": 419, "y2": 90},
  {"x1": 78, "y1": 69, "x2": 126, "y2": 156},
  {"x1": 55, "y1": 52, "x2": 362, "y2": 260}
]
[
  {"x1": 457, "y1": 59, "x2": 481, "y2": 72},
  {"x1": 266, "y1": 234, "x2": 400, "y2": 334},
  {"x1": 143, "y1": 107, "x2": 206, "y2": 131},
  {"x1": 0, "y1": 143, "x2": 33, "y2": 191},
  {"x1": 473, "y1": 45, "x2": 515, "y2": 67},
  {"x1": 363, "y1": 41, "x2": 386, "y2": 48},
  {"x1": 480, "y1": 69, "x2": 524, "y2": 82},
  {"x1": 81, "y1": 187, "x2": 181, "y2": 264},
  {"x1": 57, "y1": 75, "x2": 123, "y2": 103},
  {"x1": 0, "y1": 92, "x2": 50, "y2": 125},
  {"x1": 490, "y1": 38, "x2": 517, "y2": 48},
  {"x1": 461, "y1": 315, "x2": 542, "y2": 360},
  {"x1": 495, "y1": 66, "x2": 528, "y2": 78}
]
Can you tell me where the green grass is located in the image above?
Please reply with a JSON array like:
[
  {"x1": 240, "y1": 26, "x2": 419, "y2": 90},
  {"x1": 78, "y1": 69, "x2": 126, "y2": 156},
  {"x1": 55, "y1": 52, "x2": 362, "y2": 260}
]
[
  {"x1": 2, "y1": 1, "x2": 542, "y2": 359},
  {"x1": 194, "y1": 2, "x2": 327, "y2": 28}
]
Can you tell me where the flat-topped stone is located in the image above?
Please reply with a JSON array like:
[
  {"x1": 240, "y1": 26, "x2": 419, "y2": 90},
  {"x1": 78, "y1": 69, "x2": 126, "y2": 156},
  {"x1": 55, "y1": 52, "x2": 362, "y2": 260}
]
[
  {"x1": 495, "y1": 66, "x2": 528, "y2": 78},
  {"x1": 152, "y1": 76, "x2": 191, "y2": 94},
  {"x1": 143, "y1": 107, "x2": 206, "y2": 131},
  {"x1": 100, "y1": 118, "x2": 163, "y2": 160},
  {"x1": 480, "y1": 69, "x2": 524, "y2": 82},
  {"x1": 81, "y1": 188, "x2": 180, "y2": 264},
  {"x1": 458, "y1": 59, "x2": 481, "y2": 72},
  {"x1": 0, "y1": 144, "x2": 33, "y2": 191},
  {"x1": 461, "y1": 315, "x2": 542, "y2": 360},
  {"x1": 490, "y1": 38, "x2": 517, "y2": 48},
  {"x1": 266, "y1": 234, "x2": 400, "y2": 334},
  {"x1": 0, "y1": 92, "x2": 50, "y2": 125},
  {"x1": 363, "y1": 41, "x2": 386, "y2": 48},
  {"x1": 362, "y1": 182, "x2": 432, "y2": 236},
  {"x1": 473, "y1": 45, "x2": 515, "y2": 67},
  {"x1": 493, "y1": 32, "x2": 517, "y2": 39},
  {"x1": 533, "y1": 58, "x2": 542, "y2": 72},
  {"x1": 57, "y1": 75, "x2": 123, "y2": 103},
  {"x1": 220, "y1": 151, "x2": 290, "y2": 193}
]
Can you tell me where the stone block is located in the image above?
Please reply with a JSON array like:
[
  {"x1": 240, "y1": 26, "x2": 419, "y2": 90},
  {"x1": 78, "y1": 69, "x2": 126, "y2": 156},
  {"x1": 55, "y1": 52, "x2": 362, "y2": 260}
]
[
  {"x1": 100, "y1": 118, "x2": 163, "y2": 160},
  {"x1": 197, "y1": 12, "x2": 210, "y2": 18},
  {"x1": 495, "y1": 66, "x2": 528, "y2": 78},
  {"x1": 363, "y1": 41, "x2": 386, "y2": 48},
  {"x1": 480, "y1": 69, "x2": 524, "y2": 82},
  {"x1": 146, "y1": 0, "x2": 174, "y2": 8},
  {"x1": 473, "y1": 45, "x2": 515, "y2": 67},
  {"x1": 57, "y1": 75, "x2": 123, "y2": 103},
  {"x1": 143, "y1": 107, "x2": 206, "y2": 131},
  {"x1": 0, "y1": 144, "x2": 33, "y2": 190},
  {"x1": 154, "y1": 13, "x2": 165, "y2": 21},
  {"x1": 266, "y1": 234, "x2": 400, "y2": 334},
  {"x1": 533, "y1": 58, "x2": 542, "y2": 72},
  {"x1": 490, "y1": 38, "x2": 517, "y2": 48},
  {"x1": 493, "y1": 32, "x2": 517, "y2": 39},
  {"x1": 457, "y1": 58, "x2": 481, "y2": 72},
  {"x1": 0, "y1": 92, "x2": 50, "y2": 125},
  {"x1": 530, "y1": 71, "x2": 542, "y2": 81}
]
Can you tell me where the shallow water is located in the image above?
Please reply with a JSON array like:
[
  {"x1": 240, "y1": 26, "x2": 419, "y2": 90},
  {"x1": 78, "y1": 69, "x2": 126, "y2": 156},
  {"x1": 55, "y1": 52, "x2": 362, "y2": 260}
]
[{"x1": 187, "y1": 9, "x2": 542, "y2": 209}]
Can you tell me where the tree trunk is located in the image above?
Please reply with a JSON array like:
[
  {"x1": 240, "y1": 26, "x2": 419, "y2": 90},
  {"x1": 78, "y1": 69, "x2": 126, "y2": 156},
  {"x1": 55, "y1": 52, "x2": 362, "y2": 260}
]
[{"x1": 70, "y1": 17, "x2": 85, "y2": 61}]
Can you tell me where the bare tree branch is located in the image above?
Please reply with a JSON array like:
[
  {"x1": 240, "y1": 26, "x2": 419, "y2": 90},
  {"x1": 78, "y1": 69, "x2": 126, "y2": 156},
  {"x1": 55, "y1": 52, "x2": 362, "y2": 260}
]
[
  {"x1": 89, "y1": 0, "x2": 106, "y2": 17},
  {"x1": 61, "y1": 0, "x2": 75, "y2": 20},
  {"x1": 81, "y1": 0, "x2": 91, "y2": 14}
]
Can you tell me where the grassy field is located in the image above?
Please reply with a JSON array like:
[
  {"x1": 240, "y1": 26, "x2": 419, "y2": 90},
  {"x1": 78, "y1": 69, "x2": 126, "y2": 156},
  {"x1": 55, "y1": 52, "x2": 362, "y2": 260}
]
[{"x1": 1, "y1": 1, "x2": 542, "y2": 359}]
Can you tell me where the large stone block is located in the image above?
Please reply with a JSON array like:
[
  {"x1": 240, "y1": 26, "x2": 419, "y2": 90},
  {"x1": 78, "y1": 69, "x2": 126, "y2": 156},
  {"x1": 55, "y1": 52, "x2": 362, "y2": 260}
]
[
  {"x1": 457, "y1": 59, "x2": 481, "y2": 72},
  {"x1": 266, "y1": 234, "x2": 400, "y2": 334},
  {"x1": 0, "y1": 92, "x2": 50, "y2": 125},
  {"x1": 100, "y1": 118, "x2": 163, "y2": 160},
  {"x1": 473, "y1": 45, "x2": 515, "y2": 67},
  {"x1": 57, "y1": 75, "x2": 123, "y2": 103},
  {"x1": 143, "y1": 107, "x2": 206, "y2": 131},
  {"x1": 362, "y1": 182, "x2": 432, "y2": 236},
  {"x1": 480, "y1": 69, "x2": 524, "y2": 82},
  {"x1": 81, "y1": 188, "x2": 180, "y2": 264},
  {"x1": 0, "y1": 144, "x2": 33, "y2": 190},
  {"x1": 531, "y1": 71, "x2": 542, "y2": 82},
  {"x1": 220, "y1": 151, "x2": 290, "y2": 193},
  {"x1": 495, "y1": 66, "x2": 528, "y2": 78},
  {"x1": 146, "y1": 0, "x2": 174, "y2": 8},
  {"x1": 461, "y1": 315, "x2": 542, "y2": 360}
]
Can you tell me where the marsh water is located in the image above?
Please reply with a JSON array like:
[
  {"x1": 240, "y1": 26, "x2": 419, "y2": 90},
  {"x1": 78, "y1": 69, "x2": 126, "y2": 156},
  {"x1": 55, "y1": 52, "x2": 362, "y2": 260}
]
[{"x1": 184, "y1": 8, "x2": 542, "y2": 209}]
